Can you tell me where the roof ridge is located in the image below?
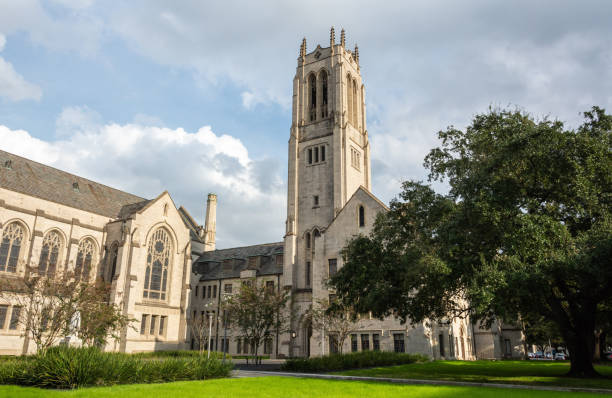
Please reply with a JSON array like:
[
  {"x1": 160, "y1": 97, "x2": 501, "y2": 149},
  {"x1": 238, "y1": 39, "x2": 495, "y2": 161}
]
[
  {"x1": 212, "y1": 241, "x2": 284, "y2": 252},
  {"x1": 0, "y1": 149, "x2": 146, "y2": 202}
]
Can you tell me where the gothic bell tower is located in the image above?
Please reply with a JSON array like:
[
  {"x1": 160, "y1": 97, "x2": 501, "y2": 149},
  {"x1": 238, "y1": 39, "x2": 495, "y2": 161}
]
[{"x1": 283, "y1": 27, "x2": 371, "y2": 290}]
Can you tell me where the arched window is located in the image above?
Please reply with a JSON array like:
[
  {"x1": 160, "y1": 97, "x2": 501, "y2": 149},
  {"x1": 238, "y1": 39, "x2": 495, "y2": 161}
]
[
  {"x1": 108, "y1": 243, "x2": 119, "y2": 281},
  {"x1": 308, "y1": 74, "x2": 317, "y2": 122},
  {"x1": 352, "y1": 80, "x2": 358, "y2": 128},
  {"x1": 313, "y1": 229, "x2": 320, "y2": 237},
  {"x1": 359, "y1": 206, "x2": 365, "y2": 227},
  {"x1": 305, "y1": 232, "x2": 311, "y2": 249},
  {"x1": 75, "y1": 238, "x2": 96, "y2": 281},
  {"x1": 0, "y1": 222, "x2": 25, "y2": 273},
  {"x1": 347, "y1": 75, "x2": 353, "y2": 126},
  {"x1": 320, "y1": 70, "x2": 328, "y2": 118},
  {"x1": 143, "y1": 228, "x2": 172, "y2": 300},
  {"x1": 39, "y1": 230, "x2": 62, "y2": 276}
]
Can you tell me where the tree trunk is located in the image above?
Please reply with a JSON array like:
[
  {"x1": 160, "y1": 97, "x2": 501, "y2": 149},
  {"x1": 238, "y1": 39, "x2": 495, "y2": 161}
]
[
  {"x1": 598, "y1": 331, "x2": 607, "y2": 361},
  {"x1": 565, "y1": 324, "x2": 599, "y2": 377}
]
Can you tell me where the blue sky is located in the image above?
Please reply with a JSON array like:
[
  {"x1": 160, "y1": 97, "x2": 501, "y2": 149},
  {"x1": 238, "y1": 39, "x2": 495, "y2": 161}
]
[{"x1": 1, "y1": 0, "x2": 611, "y2": 248}]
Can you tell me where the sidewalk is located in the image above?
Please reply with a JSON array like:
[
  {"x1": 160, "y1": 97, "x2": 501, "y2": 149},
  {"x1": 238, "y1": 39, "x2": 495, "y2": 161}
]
[{"x1": 233, "y1": 369, "x2": 612, "y2": 395}]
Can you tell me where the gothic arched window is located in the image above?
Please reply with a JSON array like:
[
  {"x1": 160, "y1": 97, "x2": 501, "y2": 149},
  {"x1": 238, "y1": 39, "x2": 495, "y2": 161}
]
[
  {"x1": 108, "y1": 243, "x2": 119, "y2": 281},
  {"x1": 347, "y1": 75, "x2": 353, "y2": 126},
  {"x1": 75, "y1": 238, "x2": 96, "y2": 281},
  {"x1": 320, "y1": 70, "x2": 328, "y2": 118},
  {"x1": 305, "y1": 232, "x2": 311, "y2": 249},
  {"x1": 359, "y1": 206, "x2": 365, "y2": 227},
  {"x1": 0, "y1": 222, "x2": 25, "y2": 273},
  {"x1": 352, "y1": 79, "x2": 358, "y2": 128},
  {"x1": 309, "y1": 74, "x2": 317, "y2": 122},
  {"x1": 143, "y1": 228, "x2": 172, "y2": 300},
  {"x1": 39, "y1": 230, "x2": 63, "y2": 276}
]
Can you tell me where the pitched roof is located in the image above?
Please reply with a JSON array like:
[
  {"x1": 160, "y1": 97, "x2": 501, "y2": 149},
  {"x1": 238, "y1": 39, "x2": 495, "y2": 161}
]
[
  {"x1": 0, "y1": 150, "x2": 148, "y2": 219},
  {"x1": 194, "y1": 242, "x2": 284, "y2": 281},
  {"x1": 178, "y1": 206, "x2": 203, "y2": 243}
]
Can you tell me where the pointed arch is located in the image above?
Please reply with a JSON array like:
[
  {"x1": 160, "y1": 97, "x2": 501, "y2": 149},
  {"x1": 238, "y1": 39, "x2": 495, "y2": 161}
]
[
  {"x1": 308, "y1": 73, "x2": 317, "y2": 122},
  {"x1": 74, "y1": 237, "x2": 97, "y2": 281},
  {"x1": 319, "y1": 69, "x2": 329, "y2": 119},
  {"x1": 352, "y1": 79, "x2": 358, "y2": 128},
  {"x1": 143, "y1": 227, "x2": 173, "y2": 301},
  {"x1": 346, "y1": 74, "x2": 353, "y2": 126},
  {"x1": 0, "y1": 220, "x2": 28, "y2": 273},
  {"x1": 39, "y1": 229, "x2": 64, "y2": 277},
  {"x1": 358, "y1": 205, "x2": 365, "y2": 227}
]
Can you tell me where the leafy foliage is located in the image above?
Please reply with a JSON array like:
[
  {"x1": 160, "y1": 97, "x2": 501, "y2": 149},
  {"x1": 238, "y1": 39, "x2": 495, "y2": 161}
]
[
  {"x1": 333, "y1": 106, "x2": 612, "y2": 377},
  {"x1": 224, "y1": 280, "x2": 290, "y2": 364},
  {"x1": 0, "y1": 346, "x2": 233, "y2": 389},
  {"x1": 281, "y1": 351, "x2": 427, "y2": 373}
]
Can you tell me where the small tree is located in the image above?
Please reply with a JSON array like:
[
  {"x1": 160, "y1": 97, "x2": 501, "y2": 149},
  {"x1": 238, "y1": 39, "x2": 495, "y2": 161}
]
[
  {"x1": 188, "y1": 311, "x2": 211, "y2": 355},
  {"x1": 225, "y1": 280, "x2": 290, "y2": 364},
  {"x1": 307, "y1": 296, "x2": 358, "y2": 355},
  {"x1": 70, "y1": 281, "x2": 134, "y2": 347},
  {"x1": 0, "y1": 265, "x2": 79, "y2": 353}
]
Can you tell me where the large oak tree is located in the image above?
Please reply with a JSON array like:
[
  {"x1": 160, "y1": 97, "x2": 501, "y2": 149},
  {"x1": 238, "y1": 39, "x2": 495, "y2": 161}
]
[{"x1": 332, "y1": 107, "x2": 611, "y2": 377}]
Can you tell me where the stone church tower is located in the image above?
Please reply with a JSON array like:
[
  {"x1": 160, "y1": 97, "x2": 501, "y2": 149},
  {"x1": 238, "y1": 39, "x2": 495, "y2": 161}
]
[{"x1": 283, "y1": 28, "x2": 371, "y2": 291}]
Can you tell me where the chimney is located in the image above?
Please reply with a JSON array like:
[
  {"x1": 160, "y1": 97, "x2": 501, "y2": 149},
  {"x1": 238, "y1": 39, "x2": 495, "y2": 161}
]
[{"x1": 203, "y1": 193, "x2": 217, "y2": 251}]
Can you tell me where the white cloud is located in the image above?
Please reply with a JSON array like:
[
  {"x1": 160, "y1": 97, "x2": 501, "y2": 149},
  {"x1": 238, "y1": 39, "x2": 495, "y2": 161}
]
[
  {"x1": 0, "y1": 116, "x2": 285, "y2": 248},
  {"x1": 0, "y1": 34, "x2": 42, "y2": 102}
]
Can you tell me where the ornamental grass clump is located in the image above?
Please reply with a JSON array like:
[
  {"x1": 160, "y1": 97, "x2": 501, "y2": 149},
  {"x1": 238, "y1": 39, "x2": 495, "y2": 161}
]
[
  {"x1": 0, "y1": 346, "x2": 233, "y2": 389},
  {"x1": 282, "y1": 351, "x2": 428, "y2": 373}
]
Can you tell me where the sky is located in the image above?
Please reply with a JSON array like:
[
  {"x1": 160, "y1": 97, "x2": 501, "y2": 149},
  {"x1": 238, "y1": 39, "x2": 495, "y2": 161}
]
[{"x1": 0, "y1": 0, "x2": 611, "y2": 249}]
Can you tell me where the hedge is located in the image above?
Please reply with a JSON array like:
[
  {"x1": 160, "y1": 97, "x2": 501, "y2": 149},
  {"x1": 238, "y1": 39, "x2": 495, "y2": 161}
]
[{"x1": 281, "y1": 351, "x2": 428, "y2": 373}]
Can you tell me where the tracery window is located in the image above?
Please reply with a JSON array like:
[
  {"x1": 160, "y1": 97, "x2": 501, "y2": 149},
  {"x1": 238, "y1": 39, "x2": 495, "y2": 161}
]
[
  {"x1": 143, "y1": 228, "x2": 172, "y2": 300},
  {"x1": 309, "y1": 74, "x2": 317, "y2": 122},
  {"x1": 352, "y1": 80, "x2": 358, "y2": 127},
  {"x1": 0, "y1": 222, "x2": 24, "y2": 273},
  {"x1": 39, "y1": 230, "x2": 62, "y2": 276},
  {"x1": 75, "y1": 238, "x2": 96, "y2": 281},
  {"x1": 320, "y1": 70, "x2": 328, "y2": 118},
  {"x1": 347, "y1": 75, "x2": 353, "y2": 125}
]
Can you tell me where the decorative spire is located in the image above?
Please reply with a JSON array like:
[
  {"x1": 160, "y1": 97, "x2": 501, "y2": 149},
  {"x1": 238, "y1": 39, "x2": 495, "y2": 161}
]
[
  {"x1": 300, "y1": 37, "x2": 306, "y2": 58},
  {"x1": 340, "y1": 29, "x2": 345, "y2": 48},
  {"x1": 354, "y1": 44, "x2": 359, "y2": 64},
  {"x1": 330, "y1": 26, "x2": 335, "y2": 47}
]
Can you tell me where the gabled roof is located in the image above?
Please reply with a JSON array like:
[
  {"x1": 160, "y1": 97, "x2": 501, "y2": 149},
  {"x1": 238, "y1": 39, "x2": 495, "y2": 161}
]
[
  {"x1": 0, "y1": 150, "x2": 147, "y2": 219},
  {"x1": 327, "y1": 186, "x2": 388, "y2": 227},
  {"x1": 194, "y1": 242, "x2": 284, "y2": 281},
  {"x1": 178, "y1": 206, "x2": 203, "y2": 243}
]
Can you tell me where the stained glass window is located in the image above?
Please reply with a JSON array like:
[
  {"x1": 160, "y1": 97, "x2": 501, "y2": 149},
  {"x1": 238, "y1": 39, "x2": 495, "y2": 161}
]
[
  {"x1": 75, "y1": 238, "x2": 95, "y2": 281},
  {"x1": 0, "y1": 222, "x2": 24, "y2": 273},
  {"x1": 39, "y1": 230, "x2": 62, "y2": 276},
  {"x1": 143, "y1": 228, "x2": 171, "y2": 300}
]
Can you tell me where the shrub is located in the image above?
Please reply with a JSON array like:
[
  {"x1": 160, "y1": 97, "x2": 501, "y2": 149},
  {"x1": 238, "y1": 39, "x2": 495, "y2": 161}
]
[
  {"x1": 0, "y1": 346, "x2": 233, "y2": 389},
  {"x1": 282, "y1": 351, "x2": 428, "y2": 373},
  {"x1": 134, "y1": 350, "x2": 229, "y2": 360}
]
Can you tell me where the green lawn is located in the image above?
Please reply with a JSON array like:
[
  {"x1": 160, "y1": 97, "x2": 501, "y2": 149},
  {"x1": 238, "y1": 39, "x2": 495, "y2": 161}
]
[
  {"x1": 338, "y1": 360, "x2": 612, "y2": 390},
  {"x1": 0, "y1": 377, "x2": 609, "y2": 398}
]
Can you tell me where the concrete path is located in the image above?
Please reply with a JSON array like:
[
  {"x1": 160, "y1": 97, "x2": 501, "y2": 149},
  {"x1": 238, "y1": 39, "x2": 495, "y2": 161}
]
[{"x1": 232, "y1": 370, "x2": 612, "y2": 395}]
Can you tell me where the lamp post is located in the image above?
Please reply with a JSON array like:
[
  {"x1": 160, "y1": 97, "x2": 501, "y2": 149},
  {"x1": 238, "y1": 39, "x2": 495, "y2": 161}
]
[{"x1": 221, "y1": 294, "x2": 231, "y2": 364}]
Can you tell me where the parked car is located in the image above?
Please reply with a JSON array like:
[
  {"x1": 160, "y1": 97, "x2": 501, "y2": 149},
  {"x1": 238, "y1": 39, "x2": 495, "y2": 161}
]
[
  {"x1": 605, "y1": 352, "x2": 612, "y2": 361},
  {"x1": 534, "y1": 351, "x2": 544, "y2": 358},
  {"x1": 554, "y1": 353, "x2": 566, "y2": 360},
  {"x1": 528, "y1": 352, "x2": 536, "y2": 359},
  {"x1": 545, "y1": 352, "x2": 553, "y2": 359}
]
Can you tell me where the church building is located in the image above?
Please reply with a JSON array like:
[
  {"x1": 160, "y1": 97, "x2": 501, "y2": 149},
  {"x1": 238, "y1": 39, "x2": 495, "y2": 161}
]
[
  {"x1": 192, "y1": 29, "x2": 523, "y2": 360},
  {"x1": 0, "y1": 28, "x2": 524, "y2": 359}
]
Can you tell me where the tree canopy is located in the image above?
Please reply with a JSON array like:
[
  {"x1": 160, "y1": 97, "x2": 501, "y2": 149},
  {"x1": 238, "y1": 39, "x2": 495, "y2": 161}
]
[{"x1": 332, "y1": 107, "x2": 612, "y2": 377}]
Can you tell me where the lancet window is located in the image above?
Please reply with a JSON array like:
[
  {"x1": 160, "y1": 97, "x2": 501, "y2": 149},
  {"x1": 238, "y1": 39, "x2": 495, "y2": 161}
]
[
  {"x1": 75, "y1": 238, "x2": 96, "y2": 281},
  {"x1": 39, "y1": 230, "x2": 62, "y2": 276},
  {"x1": 0, "y1": 222, "x2": 24, "y2": 273},
  {"x1": 143, "y1": 228, "x2": 172, "y2": 300},
  {"x1": 309, "y1": 74, "x2": 317, "y2": 122}
]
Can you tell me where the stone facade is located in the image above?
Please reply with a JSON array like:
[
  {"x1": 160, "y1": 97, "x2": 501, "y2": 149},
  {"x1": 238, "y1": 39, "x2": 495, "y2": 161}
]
[
  {"x1": 191, "y1": 29, "x2": 522, "y2": 360},
  {"x1": 0, "y1": 151, "x2": 198, "y2": 354}
]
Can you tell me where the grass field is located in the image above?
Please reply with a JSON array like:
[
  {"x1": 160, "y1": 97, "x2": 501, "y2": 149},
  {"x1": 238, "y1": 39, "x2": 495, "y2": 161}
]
[
  {"x1": 338, "y1": 360, "x2": 612, "y2": 390},
  {"x1": 0, "y1": 377, "x2": 609, "y2": 398}
]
